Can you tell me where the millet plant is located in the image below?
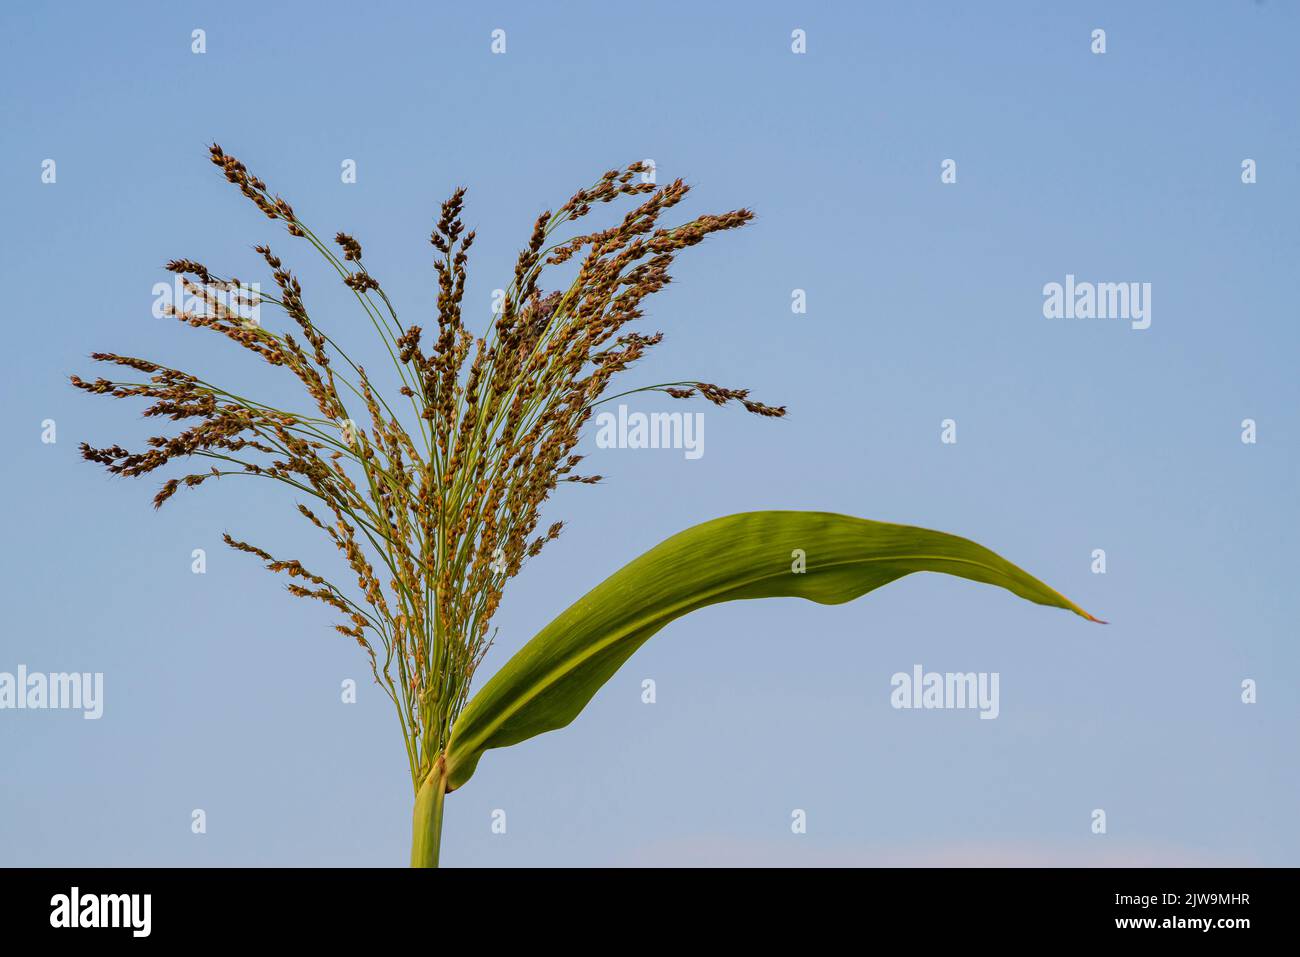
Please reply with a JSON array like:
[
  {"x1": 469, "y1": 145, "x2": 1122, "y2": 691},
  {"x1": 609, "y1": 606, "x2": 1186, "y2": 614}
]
[{"x1": 73, "y1": 147, "x2": 1101, "y2": 866}]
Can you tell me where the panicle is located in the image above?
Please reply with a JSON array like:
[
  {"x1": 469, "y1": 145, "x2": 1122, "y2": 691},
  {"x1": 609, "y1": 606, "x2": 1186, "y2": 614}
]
[{"x1": 71, "y1": 149, "x2": 782, "y2": 788}]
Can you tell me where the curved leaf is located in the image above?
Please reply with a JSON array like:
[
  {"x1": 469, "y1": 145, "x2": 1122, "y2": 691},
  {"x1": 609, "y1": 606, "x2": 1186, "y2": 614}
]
[{"x1": 444, "y1": 510, "x2": 1100, "y2": 790}]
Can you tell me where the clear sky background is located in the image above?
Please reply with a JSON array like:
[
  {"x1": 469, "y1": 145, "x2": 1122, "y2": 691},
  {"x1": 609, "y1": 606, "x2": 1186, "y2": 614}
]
[{"x1": 1, "y1": 1, "x2": 1296, "y2": 866}]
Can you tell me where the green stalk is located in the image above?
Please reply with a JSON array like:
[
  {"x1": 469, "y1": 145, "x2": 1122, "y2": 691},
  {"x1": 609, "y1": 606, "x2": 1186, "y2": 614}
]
[{"x1": 410, "y1": 757, "x2": 448, "y2": 868}]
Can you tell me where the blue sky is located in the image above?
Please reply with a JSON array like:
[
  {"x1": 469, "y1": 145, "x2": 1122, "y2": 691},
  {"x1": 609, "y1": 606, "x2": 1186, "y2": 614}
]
[{"x1": 1, "y1": 0, "x2": 1296, "y2": 866}]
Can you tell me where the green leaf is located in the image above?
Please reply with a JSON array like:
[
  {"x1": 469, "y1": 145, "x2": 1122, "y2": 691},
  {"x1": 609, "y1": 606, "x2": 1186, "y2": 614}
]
[{"x1": 443, "y1": 510, "x2": 1101, "y2": 790}]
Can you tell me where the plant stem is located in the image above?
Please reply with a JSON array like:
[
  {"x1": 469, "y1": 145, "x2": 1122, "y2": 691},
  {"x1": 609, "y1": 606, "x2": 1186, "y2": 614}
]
[{"x1": 410, "y1": 757, "x2": 447, "y2": 867}]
